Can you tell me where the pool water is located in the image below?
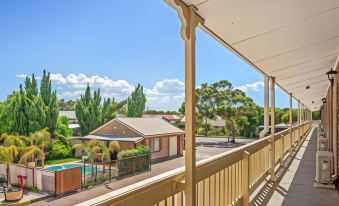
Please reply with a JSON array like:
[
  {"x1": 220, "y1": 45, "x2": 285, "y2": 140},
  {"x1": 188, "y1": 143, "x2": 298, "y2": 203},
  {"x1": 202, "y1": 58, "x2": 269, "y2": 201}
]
[{"x1": 46, "y1": 163, "x2": 102, "y2": 176}]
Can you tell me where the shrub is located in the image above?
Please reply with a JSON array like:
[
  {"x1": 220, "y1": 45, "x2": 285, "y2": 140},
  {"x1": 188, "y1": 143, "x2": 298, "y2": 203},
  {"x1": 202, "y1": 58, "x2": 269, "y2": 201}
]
[
  {"x1": 136, "y1": 145, "x2": 151, "y2": 154},
  {"x1": 197, "y1": 127, "x2": 205, "y2": 135},
  {"x1": 55, "y1": 116, "x2": 73, "y2": 137},
  {"x1": 117, "y1": 145, "x2": 151, "y2": 159},
  {"x1": 207, "y1": 130, "x2": 217, "y2": 136},
  {"x1": 48, "y1": 139, "x2": 72, "y2": 159},
  {"x1": 117, "y1": 145, "x2": 151, "y2": 177}
]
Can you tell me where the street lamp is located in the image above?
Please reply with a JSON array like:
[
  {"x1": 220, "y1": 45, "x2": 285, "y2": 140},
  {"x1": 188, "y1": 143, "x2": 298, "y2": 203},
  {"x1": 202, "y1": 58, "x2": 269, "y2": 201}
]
[
  {"x1": 322, "y1": 98, "x2": 326, "y2": 104},
  {"x1": 326, "y1": 68, "x2": 337, "y2": 86}
]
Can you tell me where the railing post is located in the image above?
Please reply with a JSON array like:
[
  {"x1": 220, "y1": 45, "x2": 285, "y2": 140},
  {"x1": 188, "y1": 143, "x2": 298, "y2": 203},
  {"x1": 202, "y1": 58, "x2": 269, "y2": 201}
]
[
  {"x1": 260, "y1": 76, "x2": 270, "y2": 139},
  {"x1": 289, "y1": 93, "x2": 293, "y2": 155},
  {"x1": 297, "y1": 100, "x2": 301, "y2": 143},
  {"x1": 280, "y1": 134, "x2": 284, "y2": 166},
  {"x1": 172, "y1": 2, "x2": 204, "y2": 206},
  {"x1": 242, "y1": 151, "x2": 250, "y2": 206},
  {"x1": 270, "y1": 77, "x2": 276, "y2": 181}
]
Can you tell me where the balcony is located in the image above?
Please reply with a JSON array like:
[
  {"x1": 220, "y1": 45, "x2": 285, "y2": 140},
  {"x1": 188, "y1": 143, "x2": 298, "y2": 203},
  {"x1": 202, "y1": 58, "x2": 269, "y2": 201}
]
[
  {"x1": 75, "y1": 122, "x2": 317, "y2": 206},
  {"x1": 72, "y1": 0, "x2": 339, "y2": 205}
]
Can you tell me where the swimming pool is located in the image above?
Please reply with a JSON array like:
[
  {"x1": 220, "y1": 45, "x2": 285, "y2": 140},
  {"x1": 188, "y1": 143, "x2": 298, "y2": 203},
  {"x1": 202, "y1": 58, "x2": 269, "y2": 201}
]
[{"x1": 46, "y1": 163, "x2": 102, "y2": 176}]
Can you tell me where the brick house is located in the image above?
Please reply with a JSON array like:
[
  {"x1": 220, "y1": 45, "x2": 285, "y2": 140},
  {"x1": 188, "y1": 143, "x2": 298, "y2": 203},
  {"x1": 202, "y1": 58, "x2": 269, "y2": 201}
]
[{"x1": 74, "y1": 118, "x2": 184, "y2": 161}]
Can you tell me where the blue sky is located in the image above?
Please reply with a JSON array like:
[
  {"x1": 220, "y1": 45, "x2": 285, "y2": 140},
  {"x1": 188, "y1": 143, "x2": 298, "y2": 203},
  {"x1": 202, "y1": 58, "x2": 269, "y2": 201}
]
[{"x1": 0, "y1": 0, "x2": 297, "y2": 111}]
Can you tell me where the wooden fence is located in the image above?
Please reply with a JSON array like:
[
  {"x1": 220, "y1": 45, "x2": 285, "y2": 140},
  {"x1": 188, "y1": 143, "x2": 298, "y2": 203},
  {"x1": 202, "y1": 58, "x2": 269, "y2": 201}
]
[{"x1": 55, "y1": 166, "x2": 82, "y2": 194}]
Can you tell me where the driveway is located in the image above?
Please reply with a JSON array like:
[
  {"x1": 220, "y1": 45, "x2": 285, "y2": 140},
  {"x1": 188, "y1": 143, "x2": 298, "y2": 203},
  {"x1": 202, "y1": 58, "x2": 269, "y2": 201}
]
[{"x1": 30, "y1": 137, "x2": 255, "y2": 206}]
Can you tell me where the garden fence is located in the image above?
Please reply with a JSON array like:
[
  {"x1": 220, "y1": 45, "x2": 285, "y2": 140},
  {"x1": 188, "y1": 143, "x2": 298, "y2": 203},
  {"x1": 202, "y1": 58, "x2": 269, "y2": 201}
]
[
  {"x1": 0, "y1": 163, "x2": 35, "y2": 188},
  {"x1": 117, "y1": 153, "x2": 151, "y2": 177}
]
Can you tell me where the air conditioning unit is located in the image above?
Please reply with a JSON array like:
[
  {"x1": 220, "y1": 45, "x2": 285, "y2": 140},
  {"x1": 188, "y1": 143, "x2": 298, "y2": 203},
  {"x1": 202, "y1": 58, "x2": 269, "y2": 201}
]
[
  {"x1": 317, "y1": 131, "x2": 327, "y2": 151},
  {"x1": 315, "y1": 151, "x2": 333, "y2": 184},
  {"x1": 317, "y1": 129, "x2": 325, "y2": 139},
  {"x1": 317, "y1": 137, "x2": 328, "y2": 151}
]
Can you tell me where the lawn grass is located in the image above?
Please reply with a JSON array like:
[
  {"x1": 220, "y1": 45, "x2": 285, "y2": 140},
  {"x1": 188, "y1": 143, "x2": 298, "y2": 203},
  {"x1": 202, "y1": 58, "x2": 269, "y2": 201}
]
[{"x1": 45, "y1": 157, "x2": 81, "y2": 165}]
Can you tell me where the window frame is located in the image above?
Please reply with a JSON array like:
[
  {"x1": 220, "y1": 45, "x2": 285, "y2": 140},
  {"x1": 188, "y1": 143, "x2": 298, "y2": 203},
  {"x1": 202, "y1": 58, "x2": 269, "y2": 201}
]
[{"x1": 149, "y1": 138, "x2": 161, "y2": 152}]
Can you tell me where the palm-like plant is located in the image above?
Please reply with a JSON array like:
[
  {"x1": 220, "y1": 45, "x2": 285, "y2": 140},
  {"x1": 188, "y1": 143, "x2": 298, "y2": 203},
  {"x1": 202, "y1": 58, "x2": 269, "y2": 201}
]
[
  {"x1": 0, "y1": 133, "x2": 26, "y2": 188},
  {"x1": 0, "y1": 146, "x2": 15, "y2": 188},
  {"x1": 73, "y1": 139, "x2": 110, "y2": 178},
  {"x1": 0, "y1": 146, "x2": 14, "y2": 163},
  {"x1": 0, "y1": 133, "x2": 25, "y2": 162},
  {"x1": 108, "y1": 141, "x2": 120, "y2": 152},
  {"x1": 19, "y1": 128, "x2": 51, "y2": 167},
  {"x1": 0, "y1": 133, "x2": 25, "y2": 147}
]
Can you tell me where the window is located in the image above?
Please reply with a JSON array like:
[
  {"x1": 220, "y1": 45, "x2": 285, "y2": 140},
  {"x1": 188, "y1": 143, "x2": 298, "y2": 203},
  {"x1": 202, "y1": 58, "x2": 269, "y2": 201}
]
[{"x1": 150, "y1": 138, "x2": 160, "y2": 152}]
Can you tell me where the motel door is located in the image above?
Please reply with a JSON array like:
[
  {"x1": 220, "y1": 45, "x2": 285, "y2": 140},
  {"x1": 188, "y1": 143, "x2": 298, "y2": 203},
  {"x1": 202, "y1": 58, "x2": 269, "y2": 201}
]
[{"x1": 169, "y1": 136, "x2": 177, "y2": 156}]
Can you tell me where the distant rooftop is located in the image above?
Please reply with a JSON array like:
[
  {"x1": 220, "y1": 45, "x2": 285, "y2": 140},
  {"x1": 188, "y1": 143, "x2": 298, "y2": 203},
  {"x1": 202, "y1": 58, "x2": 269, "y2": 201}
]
[
  {"x1": 59, "y1": 111, "x2": 77, "y2": 120},
  {"x1": 142, "y1": 114, "x2": 181, "y2": 121},
  {"x1": 91, "y1": 117, "x2": 184, "y2": 137},
  {"x1": 70, "y1": 134, "x2": 143, "y2": 143}
]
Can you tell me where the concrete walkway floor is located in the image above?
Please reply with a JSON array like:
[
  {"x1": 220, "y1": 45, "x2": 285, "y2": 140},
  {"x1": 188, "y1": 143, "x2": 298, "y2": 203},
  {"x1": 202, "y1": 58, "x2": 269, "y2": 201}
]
[{"x1": 280, "y1": 127, "x2": 339, "y2": 206}]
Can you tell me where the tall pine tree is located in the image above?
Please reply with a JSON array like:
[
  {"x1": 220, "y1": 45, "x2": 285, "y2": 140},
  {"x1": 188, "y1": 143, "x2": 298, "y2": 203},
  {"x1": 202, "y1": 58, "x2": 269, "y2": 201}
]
[
  {"x1": 40, "y1": 70, "x2": 59, "y2": 135},
  {"x1": 75, "y1": 85, "x2": 101, "y2": 136},
  {"x1": 3, "y1": 70, "x2": 58, "y2": 136},
  {"x1": 127, "y1": 84, "x2": 146, "y2": 117}
]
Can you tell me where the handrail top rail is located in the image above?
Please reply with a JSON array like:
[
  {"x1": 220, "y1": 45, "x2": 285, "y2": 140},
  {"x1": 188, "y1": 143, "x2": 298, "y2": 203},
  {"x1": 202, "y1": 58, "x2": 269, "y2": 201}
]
[{"x1": 76, "y1": 121, "x2": 312, "y2": 206}]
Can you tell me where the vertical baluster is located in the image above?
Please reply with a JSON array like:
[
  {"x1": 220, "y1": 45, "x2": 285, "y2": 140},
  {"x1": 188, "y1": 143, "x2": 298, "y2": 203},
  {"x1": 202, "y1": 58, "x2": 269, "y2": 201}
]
[
  {"x1": 204, "y1": 177, "x2": 210, "y2": 206},
  {"x1": 226, "y1": 167, "x2": 229, "y2": 204},
  {"x1": 197, "y1": 181, "x2": 203, "y2": 206},
  {"x1": 220, "y1": 169, "x2": 225, "y2": 206},
  {"x1": 216, "y1": 172, "x2": 220, "y2": 206},
  {"x1": 232, "y1": 164, "x2": 236, "y2": 202}
]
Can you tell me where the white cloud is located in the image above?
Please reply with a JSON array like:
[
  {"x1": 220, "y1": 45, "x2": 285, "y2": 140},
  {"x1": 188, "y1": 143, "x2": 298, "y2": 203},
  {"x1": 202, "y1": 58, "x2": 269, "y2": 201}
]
[
  {"x1": 144, "y1": 79, "x2": 185, "y2": 105},
  {"x1": 50, "y1": 73, "x2": 67, "y2": 84},
  {"x1": 234, "y1": 81, "x2": 264, "y2": 92},
  {"x1": 16, "y1": 74, "x2": 28, "y2": 79},
  {"x1": 16, "y1": 72, "x2": 185, "y2": 110}
]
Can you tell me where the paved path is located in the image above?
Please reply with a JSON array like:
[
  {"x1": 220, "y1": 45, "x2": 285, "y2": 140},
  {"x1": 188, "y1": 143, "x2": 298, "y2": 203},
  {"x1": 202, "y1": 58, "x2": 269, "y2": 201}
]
[{"x1": 30, "y1": 137, "x2": 254, "y2": 206}]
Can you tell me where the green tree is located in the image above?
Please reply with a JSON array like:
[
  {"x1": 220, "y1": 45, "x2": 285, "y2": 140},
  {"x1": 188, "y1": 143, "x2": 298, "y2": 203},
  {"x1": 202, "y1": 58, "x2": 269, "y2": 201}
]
[
  {"x1": 19, "y1": 128, "x2": 51, "y2": 167},
  {"x1": 75, "y1": 85, "x2": 102, "y2": 136},
  {"x1": 24, "y1": 74, "x2": 38, "y2": 100},
  {"x1": 127, "y1": 84, "x2": 146, "y2": 117},
  {"x1": 56, "y1": 116, "x2": 73, "y2": 137},
  {"x1": 72, "y1": 139, "x2": 110, "y2": 178},
  {"x1": 1, "y1": 70, "x2": 58, "y2": 136},
  {"x1": 101, "y1": 98, "x2": 117, "y2": 124},
  {"x1": 313, "y1": 111, "x2": 320, "y2": 120}
]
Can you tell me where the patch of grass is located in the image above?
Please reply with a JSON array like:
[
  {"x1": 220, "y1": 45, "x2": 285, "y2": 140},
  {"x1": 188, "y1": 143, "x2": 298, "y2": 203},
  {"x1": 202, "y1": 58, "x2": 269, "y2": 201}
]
[
  {"x1": 11, "y1": 183, "x2": 39, "y2": 192},
  {"x1": 82, "y1": 176, "x2": 109, "y2": 189},
  {"x1": 45, "y1": 157, "x2": 81, "y2": 165}
]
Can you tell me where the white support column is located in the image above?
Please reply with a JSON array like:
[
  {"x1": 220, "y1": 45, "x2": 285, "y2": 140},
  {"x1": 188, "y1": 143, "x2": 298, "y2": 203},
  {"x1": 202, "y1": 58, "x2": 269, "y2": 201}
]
[
  {"x1": 260, "y1": 76, "x2": 270, "y2": 139},
  {"x1": 172, "y1": 2, "x2": 204, "y2": 206},
  {"x1": 298, "y1": 100, "x2": 301, "y2": 140},
  {"x1": 289, "y1": 93, "x2": 293, "y2": 154},
  {"x1": 270, "y1": 77, "x2": 276, "y2": 181}
]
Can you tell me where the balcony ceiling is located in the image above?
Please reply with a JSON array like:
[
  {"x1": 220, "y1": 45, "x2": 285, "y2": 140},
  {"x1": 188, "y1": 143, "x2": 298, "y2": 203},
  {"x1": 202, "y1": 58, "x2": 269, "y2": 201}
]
[{"x1": 167, "y1": 0, "x2": 339, "y2": 111}]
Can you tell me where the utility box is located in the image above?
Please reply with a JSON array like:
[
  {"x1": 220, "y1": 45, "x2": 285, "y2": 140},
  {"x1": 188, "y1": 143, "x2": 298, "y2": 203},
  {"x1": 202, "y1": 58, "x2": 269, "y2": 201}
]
[
  {"x1": 317, "y1": 137, "x2": 328, "y2": 151},
  {"x1": 315, "y1": 151, "x2": 333, "y2": 184}
]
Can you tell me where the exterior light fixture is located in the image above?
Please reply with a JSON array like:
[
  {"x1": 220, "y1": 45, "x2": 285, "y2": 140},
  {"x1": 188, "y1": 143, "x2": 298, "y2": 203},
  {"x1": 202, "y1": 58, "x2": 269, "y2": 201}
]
[
  {"x1": 306, "y1": 85, "x2": 310, "y2": 89},
  {"x1": 326, "y1": 68, "x2": 337, "y2": 85},
  {"x1": 312, "y1": 101, "x2": 314, "y2": 104},
  {"x1": 322, "y1": 98, "x2": 326, "y2": 104}
]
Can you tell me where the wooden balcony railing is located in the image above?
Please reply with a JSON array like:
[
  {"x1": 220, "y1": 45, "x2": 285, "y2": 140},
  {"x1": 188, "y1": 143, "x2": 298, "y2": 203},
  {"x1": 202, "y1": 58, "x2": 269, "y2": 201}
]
[{"x1": 79, "y1": 121, "x2": 312, "y2": 206}]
